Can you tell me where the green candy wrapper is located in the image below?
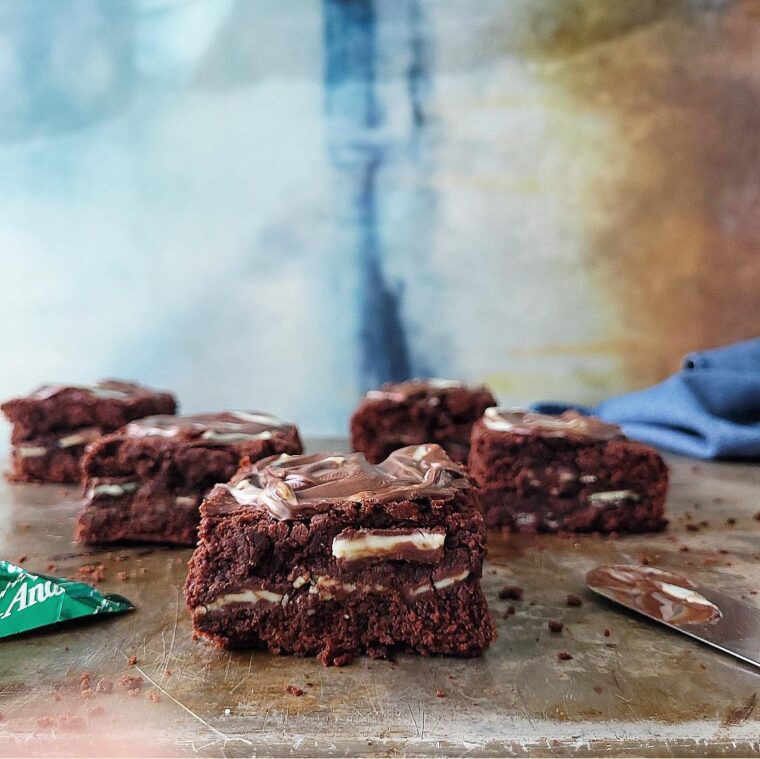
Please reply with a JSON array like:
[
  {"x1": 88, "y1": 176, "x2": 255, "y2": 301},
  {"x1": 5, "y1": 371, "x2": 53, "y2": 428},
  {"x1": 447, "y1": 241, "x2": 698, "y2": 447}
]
[{"x1": 0, "y1": 560, "x2": 133, "y2": 639}]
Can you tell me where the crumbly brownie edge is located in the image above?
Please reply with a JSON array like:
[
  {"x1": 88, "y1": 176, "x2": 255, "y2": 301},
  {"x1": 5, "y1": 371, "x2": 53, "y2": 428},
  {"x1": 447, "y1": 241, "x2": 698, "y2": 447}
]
[
  {"x1": 82, "y1": 427, "x2": 302, "y2": 483},
  {"x1": 76, "y1": 433, "x2": 303, "y2": 545},
  {"x1": 75, "y1": 491, "x2": 201, "y2": 546},
  {"x1": 2, "y1": 388, "x2": 177, "y2": 443},
  {"x1": 185, "y1": 503, "x2": 487, "y2": 609},
  {"x1": 468, "y1": 419, "x2": 669, "y2": 534},
  {"x1": 479, "y1": 486, "x2": 667, "y2": 533},
  {"x1": 351, "y1": 387, "x2": 496, "y2": 464},
  {"x1": 6, "y1": 444, "x2": 83, "y2": 484},
  {"x1": 190, "y1": 576, "x2": 495, "y2": 663}
]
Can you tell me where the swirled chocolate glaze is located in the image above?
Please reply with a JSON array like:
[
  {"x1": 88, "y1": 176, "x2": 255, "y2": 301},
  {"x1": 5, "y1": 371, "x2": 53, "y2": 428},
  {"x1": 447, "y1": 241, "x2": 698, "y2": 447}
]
[
  {"x1": 586, "y1": 564, "x2": 722, "y2": 625},
  {"x1": 365, "y1": 378, "x2": 468, "y2": 402},
  {"x1": 484, "y1": 407, "x2": 622, "y2": 442},
  {"x1": 124, "y1": 411, "x2": 291, "y2": 442},
  {"x1": 31, "y1": 380, "x2": 156, "y2": 401},
  {"x1": 220, "y1": 443, "x2": 469, "y2": 520}
]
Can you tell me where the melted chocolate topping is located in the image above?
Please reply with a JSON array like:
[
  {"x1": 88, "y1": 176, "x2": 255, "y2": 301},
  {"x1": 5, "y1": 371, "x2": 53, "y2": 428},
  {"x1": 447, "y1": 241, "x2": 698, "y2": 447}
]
[
  {"x1": 586, "y1": 564, "x2": 722, "y2": 625},
  {"x1": 484, "y1": 407, "x2": 622, "y2": 441},
  {"x1": 31, "y1": 380, "x2": 155, "y2": 401},
  {"x1": 365, "y1": 378, "x2": 469, "y2": 402},
  {"x1": 220, "y1": 443, "x2": 469, "y2": 520},
  {"x1": 124, "y1": 411, "x2": 290, "y2": 441}
]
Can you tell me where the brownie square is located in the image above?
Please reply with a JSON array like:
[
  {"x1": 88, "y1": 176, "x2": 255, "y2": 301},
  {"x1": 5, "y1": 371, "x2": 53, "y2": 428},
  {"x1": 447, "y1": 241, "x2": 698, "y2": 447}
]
[
  {"x1": 185, "y1": 444, "x2": 495, "y2": 665},
  {"x1": 468, "y1": 408, "x2": 668, "y2": 534},
  {"x1": 1, "y1": 380, "x2": 177, "y2": 484},
  {"x1": 350, "y1": 379, "x2": 496, "y2": 464},
  {"x1": 75, "y1": 412, "x2": 302, "y2": 546}
]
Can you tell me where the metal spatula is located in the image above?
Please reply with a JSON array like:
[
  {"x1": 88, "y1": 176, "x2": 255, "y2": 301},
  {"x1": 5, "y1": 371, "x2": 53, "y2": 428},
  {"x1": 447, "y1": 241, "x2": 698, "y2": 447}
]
[{"x1": 586, "y1": 564, "x2": 760, "y2": 669}]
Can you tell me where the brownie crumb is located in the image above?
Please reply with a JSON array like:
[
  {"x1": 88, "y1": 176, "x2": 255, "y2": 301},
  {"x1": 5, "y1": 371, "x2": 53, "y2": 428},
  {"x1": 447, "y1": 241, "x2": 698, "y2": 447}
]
[
  {"x1": 498, "y1": 585, "x2": 523, "y2": 601},
  {"x1": 548, "y1": 620, "x2": 564, "y2": 633},
  {"x1": 722, "y1": 693, "x2": 757, "y2": 727},
  {"x1": 17, "y1": 555, "x2": 27, "y2": 564},
  {"x1": 146, "y1": 689, "x2": 161, "y2": 703},
  {"x1": 593, "y1": 686, "x2": 604, "y2": 694},
  {"x1": 679, "y1": 545, "x2": 689, "y2": 552},
  {"x1": 117, "y1": 674, "x2": 143, "y2": 692},
  {"x1": 95, "y1": 678, "x2": 113, "y2": 694},
  {"x1": 46, "y1": 563, "x2": 57, "y2": 571},
  {"x1": 285, "y1": 684, "x2": 304, "y2": 697},
  {"x1": 128, "y1": 655, "x2": 137, "y2": 667},
  {"x1": 686, "y1": 524, "x2": 700, "y2": 533},
  {"x1": 117, "y1": 571, "x2": 129, "y2": 582},
  {"x1": 566, "y1": 594, "x2": 582, "y2": 607},
  {"x1": 77, "y1": 564, "x2": 105, "y2": 583},
  {"x1": 436, "y1": 689, "x2": 446, "y2": 698},
  {"x1": 754, "y1": 512, "x2": 760, "y2": 522},
  {"x1": 557, "y1": 651, "x2": 573, "y2": 661},
  {"x1": 603, "y1": 628, "x2": 611, "y2": 637},
  {"x1": 503, "y1": 604, "x2": 516, "y2": 618},
  {"x1": 726, "y1": 518, "x2": 736, "y2": 526}
]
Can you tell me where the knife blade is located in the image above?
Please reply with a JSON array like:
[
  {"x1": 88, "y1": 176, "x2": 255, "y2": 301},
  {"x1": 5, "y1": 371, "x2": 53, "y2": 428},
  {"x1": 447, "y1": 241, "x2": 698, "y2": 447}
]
[{"x1": 586, "y1": 564, "x2": 760, "y2": 669}]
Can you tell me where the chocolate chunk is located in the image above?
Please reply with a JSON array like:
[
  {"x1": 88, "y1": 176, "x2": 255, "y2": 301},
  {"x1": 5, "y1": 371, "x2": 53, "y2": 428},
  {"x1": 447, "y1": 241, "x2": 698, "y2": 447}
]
[{"x1": 498, "y1": 585, "x2": 523, "y2": 601}]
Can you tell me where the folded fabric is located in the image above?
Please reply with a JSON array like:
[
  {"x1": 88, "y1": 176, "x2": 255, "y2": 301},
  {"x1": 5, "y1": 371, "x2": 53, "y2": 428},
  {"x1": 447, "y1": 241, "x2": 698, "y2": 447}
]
[{"x1": 532, "y1": 337, "x2": 760, "y2": 460}]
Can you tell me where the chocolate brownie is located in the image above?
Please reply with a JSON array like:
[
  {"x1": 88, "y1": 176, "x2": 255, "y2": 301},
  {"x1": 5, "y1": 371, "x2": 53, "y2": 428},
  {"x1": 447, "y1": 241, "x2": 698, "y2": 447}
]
[
  {"x1": 185, "y1": 444, "x2": 495, "y2": 664},
  {"x1": 75, "y1": 412, "x2": 302, "y2": 546},
  {"x1": 468, "y1": 408, "x2": 668, "y2": 534},
  {"x1": 1, "y1": 380, "x2": 177, "y2": 484},
  {"x1": 350, "y1": 379, "x2": 496, "y2": 464}
]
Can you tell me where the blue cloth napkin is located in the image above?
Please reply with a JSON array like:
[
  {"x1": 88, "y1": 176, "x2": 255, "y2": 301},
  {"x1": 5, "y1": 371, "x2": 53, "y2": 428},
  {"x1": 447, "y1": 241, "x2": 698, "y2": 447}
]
[{"x1": 532, "y1": 337, "x2": 760, "y2": 460}]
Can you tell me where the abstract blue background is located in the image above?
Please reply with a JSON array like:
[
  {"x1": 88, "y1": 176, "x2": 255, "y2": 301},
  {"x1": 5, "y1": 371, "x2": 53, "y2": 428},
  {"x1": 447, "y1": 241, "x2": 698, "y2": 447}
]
[{"x1": 1, "y1": 0, "x2": 758, "y2": 436}]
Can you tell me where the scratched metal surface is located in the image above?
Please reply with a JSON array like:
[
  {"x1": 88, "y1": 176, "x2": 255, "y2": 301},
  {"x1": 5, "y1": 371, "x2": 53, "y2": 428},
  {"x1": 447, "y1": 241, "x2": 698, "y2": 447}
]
[{"x1": 0, "y1": 440, "x2": 759, "y2": 758}]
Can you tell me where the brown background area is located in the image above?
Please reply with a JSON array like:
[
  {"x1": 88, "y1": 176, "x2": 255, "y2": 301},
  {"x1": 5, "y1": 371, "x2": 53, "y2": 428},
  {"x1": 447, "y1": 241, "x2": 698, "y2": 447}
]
[{"x1": 526, "y1": 0, "x2": 760, "y2": 385}]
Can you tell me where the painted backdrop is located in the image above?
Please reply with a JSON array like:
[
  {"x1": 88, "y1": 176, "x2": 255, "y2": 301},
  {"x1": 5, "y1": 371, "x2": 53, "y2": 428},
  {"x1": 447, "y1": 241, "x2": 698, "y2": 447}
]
[{"x1": 1, "y1": 0, "x2": 759, "y2": 436}]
